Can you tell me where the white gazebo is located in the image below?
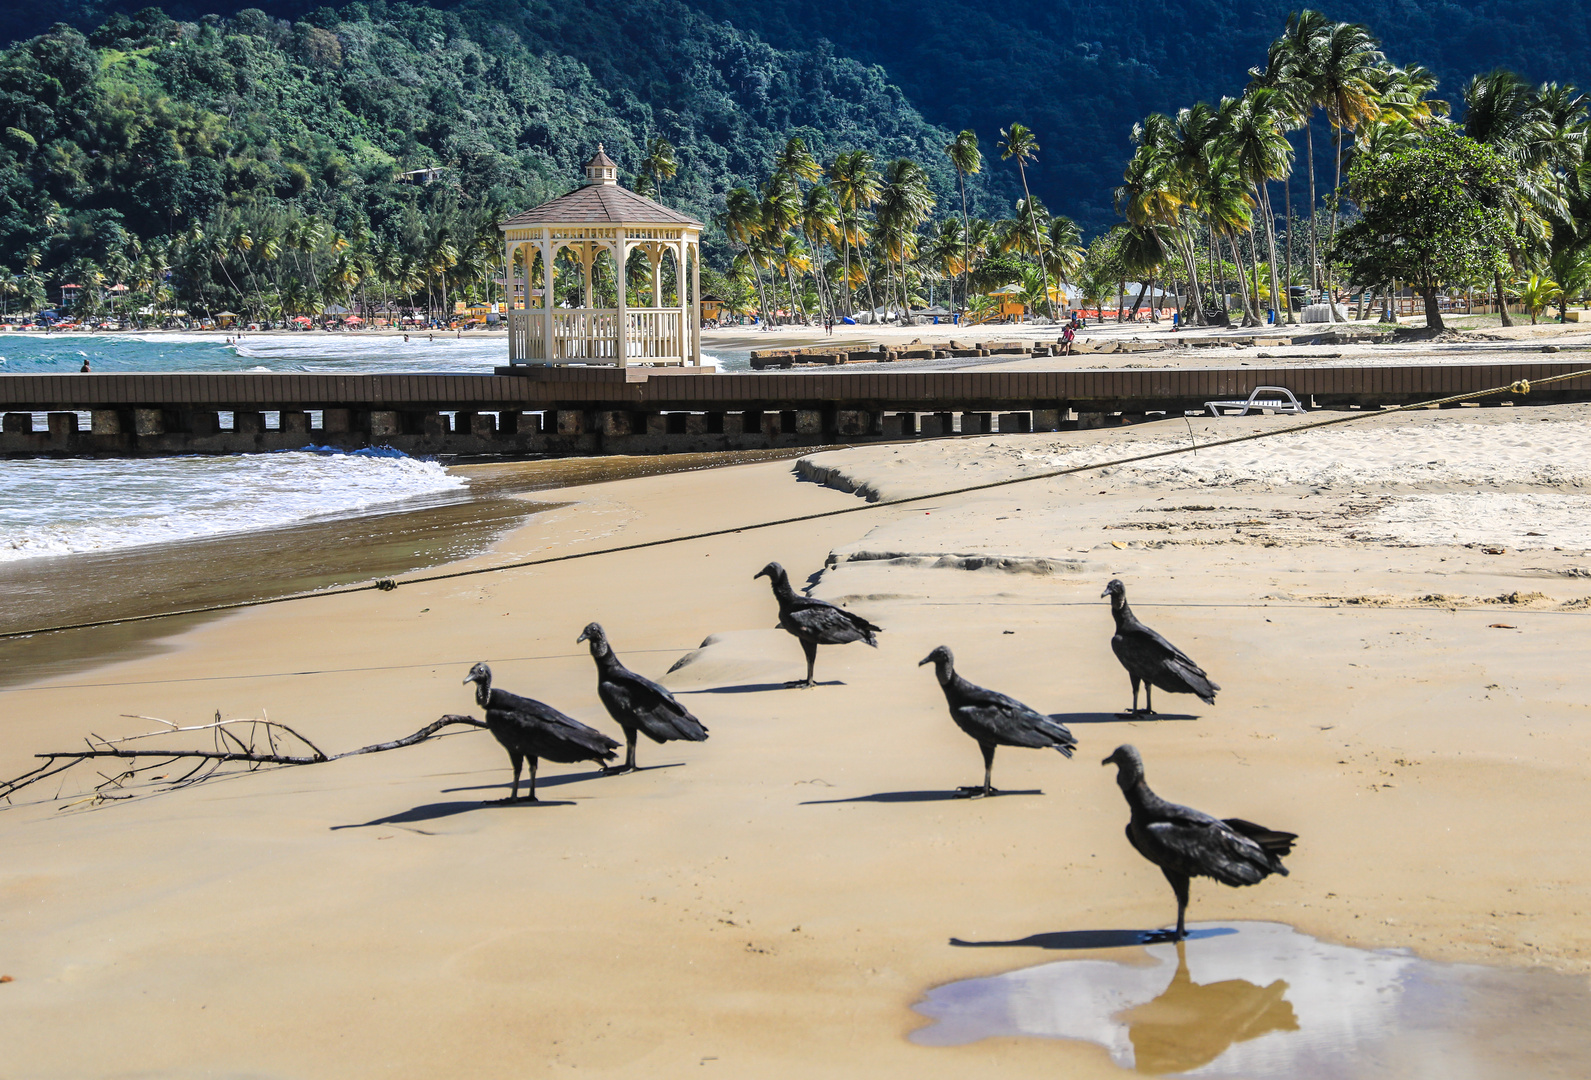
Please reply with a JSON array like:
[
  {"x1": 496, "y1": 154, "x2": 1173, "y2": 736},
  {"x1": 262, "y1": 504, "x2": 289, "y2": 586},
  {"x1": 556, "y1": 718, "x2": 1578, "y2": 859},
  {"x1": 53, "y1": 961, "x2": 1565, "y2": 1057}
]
[{"x1": 500, "y1": 147, "x2": 705, "y2": 367}]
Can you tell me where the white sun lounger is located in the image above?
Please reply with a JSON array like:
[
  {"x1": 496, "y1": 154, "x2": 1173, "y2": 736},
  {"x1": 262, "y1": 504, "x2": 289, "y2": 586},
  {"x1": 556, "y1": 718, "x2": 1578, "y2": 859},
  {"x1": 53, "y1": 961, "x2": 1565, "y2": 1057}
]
[{"x1": 1204, "y1": 386, "x2": 1306, "y2": 416}]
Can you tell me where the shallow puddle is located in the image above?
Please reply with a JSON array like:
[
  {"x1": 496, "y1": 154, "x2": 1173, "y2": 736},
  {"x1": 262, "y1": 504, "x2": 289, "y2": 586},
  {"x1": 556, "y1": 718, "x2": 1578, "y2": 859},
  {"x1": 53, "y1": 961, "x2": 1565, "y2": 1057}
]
[{"x1": 911, "y1": 922, "x2": 1591, "y2": 1077}]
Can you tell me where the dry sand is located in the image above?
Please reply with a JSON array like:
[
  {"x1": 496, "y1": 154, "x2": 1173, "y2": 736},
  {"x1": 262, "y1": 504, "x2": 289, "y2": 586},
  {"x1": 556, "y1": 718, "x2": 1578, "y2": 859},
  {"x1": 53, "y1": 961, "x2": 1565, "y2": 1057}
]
[{"x1": 3, "y1": 404, "x2": 1591, "y2": 1076}]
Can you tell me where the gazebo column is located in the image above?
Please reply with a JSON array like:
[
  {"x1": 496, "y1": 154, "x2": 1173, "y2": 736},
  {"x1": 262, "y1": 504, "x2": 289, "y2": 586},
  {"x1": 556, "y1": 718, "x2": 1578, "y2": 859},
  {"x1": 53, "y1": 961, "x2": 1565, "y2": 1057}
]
[
  {"x1": 649, "y1": 245, "x2": 663, "y2": 309},
  {"x1": 615, "y1": 233, "x2": 628, "y2": 369},
  {"x1": 541, "y1": 237, "x2": 554, "y2": 364},
  {"x1": 690, "y1": 239, "x2": 701, "y2": 365}
]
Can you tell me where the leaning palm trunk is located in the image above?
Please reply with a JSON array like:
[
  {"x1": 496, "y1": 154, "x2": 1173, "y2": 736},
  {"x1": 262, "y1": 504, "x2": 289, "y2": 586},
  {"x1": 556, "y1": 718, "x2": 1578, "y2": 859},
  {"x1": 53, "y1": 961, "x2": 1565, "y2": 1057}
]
[
  {"x1": 1494, "y1": 269, "x2": 1514, "y2": 327},
  {"x1": 1305, "y1": 119, "x2": 1319, "y2": 298},
  {"x1": 1256, "y1": 183, "x2": 1283, "y2": 325},
  {"x1": 1226, "y1": 232, "x2": 1259, "y2": 326},
  {"x1": 1325, "y1": 135, "x2": 1347, "y2": 321},
  {"x1": 1176, "y1": 227, "x2": 1205, "y2": 323},
  {"x1": 1282, "y1": 173, "x2": 1297, "y2": 324}
]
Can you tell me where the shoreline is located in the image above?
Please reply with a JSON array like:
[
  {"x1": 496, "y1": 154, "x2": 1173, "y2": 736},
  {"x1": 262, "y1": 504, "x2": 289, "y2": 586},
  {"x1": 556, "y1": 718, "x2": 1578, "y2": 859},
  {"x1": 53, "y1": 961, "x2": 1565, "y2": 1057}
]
[{"x1": 0, "y1": 448, "x2": 812, "y2": 690}]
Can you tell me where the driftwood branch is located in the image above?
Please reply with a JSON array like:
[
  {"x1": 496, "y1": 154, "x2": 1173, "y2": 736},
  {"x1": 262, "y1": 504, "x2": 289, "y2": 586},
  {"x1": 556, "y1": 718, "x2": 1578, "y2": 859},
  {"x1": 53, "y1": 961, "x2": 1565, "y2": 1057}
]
[{"x1": 0, "y1": 714, "x2": 487, "y2": 808}]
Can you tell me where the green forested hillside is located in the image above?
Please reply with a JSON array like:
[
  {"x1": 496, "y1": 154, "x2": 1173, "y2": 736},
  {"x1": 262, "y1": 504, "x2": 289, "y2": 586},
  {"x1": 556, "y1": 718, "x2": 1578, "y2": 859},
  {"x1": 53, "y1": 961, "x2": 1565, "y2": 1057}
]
[
  {"x1": 0, "y1": 0, "x2": 1007, "y2": 305},
  {"x1": 15, "y1": 0, "x2": 1590, "y2": 233}
]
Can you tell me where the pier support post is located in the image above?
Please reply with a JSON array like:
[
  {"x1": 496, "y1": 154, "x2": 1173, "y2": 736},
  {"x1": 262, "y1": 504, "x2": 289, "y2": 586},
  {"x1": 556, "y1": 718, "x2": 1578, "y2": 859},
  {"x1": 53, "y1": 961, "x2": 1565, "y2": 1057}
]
[
  {"x1": 321, "y1": 409, "x2": 353, "y2": 434},
  {"x1": 1031, "y1": 408, "x2": 1062, "y2": 432},
  {"x1": 722, "y1": 412, "x2": 745, "y2": 436},
  {"x1": 47, "y1": 412, "x2": 79, "y2": 438},
  {"x1": 795, "y1": 409, "x2": 823, "y2": 435},
  {"x1": 833, "y1": 410, "x2": 872, "y2": 436},
  {"x1": 599, "y1": 410, "x2": 634, "y2": 437},
  {"x1": 555, "y1": 410, "x2": 587, "y2": 436},
  {"x1": 282, "y1": 411, "x2": 311, "y2": 434},
  {"x1": 90, "y1": 409, "x2": 128, "y2": 435},
  {"x1": 133, "y1": 409, "x2": 166, "y2": 436},
  {"x1": 997, "y1": 412, "x2": 1032, "y2": 433},
  {"x1": 183, "y1": 411, "x2": 220, "y2": 436},
  {"x1": 421, "y1": 413, "x2": 448, "y2": 438},
  {"x1": 235, "y1": 411, "x2": 266, "y2": 435},
  {"x1": 919, "y1": 412, "x2": 954, "y2": 437},
  {"x1": 367, "y1": 411, "x2": 401, "y2": 439},
  {"x1": 4, "y1": 412, "x2": 33, "y2": 433},
  {"x1": 882, "y1": 413, "x2": 916, "y2": 437},
  {"x1": 685, "y1": 413, "x2": 709, "y2": 435},
  {"x1": 458, "y1": 412, "x2": 496, "y2": 437},
  {"x1": 960, "y1": 412, "x2": 992, "y2": 434}
]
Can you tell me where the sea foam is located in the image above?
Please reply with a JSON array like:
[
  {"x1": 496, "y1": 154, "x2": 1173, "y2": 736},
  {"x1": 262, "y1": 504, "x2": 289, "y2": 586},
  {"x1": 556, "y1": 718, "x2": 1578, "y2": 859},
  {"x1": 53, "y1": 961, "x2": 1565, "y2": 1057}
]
[{"x1": 0, "y1": 450, "x2": 466, "y2": 562}]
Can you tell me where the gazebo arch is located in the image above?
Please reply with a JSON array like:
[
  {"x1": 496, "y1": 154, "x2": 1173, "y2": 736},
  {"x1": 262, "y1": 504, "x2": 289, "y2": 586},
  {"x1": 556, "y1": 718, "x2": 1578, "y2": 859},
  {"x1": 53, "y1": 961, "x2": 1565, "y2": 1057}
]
[{"x1": 500, "y1": 146, "x2": 705, "y2": 367}]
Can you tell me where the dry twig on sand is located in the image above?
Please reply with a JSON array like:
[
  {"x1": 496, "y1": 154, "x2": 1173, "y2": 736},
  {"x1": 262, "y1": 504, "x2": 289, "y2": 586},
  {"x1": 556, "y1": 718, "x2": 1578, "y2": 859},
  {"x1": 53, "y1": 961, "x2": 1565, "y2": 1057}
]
[{"x1": 0, "y1": 712, "x2": 487, "y2": 809}]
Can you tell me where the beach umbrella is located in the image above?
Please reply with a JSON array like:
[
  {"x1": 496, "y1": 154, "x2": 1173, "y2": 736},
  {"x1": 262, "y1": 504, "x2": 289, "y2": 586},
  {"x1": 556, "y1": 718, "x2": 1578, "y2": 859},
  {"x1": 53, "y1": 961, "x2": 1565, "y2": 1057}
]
[{"x1": 291, "y1": 315, "x2": 312, "y2": 324}]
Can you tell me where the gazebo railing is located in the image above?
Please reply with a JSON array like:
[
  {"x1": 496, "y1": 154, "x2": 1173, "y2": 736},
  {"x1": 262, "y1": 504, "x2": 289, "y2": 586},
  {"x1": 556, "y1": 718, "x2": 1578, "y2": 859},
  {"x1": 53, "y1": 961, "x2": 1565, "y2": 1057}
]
[
  {"x1": 508, "y1": 307, "x2": 688, "y2": 365},
  {"x1": 627, "y1": 309, "x2": 684, "y2": 361}
]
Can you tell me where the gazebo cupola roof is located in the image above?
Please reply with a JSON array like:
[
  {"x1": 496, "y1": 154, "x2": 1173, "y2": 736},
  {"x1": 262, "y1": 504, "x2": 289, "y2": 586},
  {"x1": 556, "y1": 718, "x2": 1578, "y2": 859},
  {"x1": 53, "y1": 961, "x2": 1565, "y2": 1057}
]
[{"x1": 585, "y1": 145, "x2": 619, "y2": 186}]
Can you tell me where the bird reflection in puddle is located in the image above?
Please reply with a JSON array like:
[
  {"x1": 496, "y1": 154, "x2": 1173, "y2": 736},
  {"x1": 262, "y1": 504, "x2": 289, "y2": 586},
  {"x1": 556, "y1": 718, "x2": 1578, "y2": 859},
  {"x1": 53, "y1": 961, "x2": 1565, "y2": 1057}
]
[
  {"x1": 911, "y1": 921, "x2": 1591, "y2": 1078},
  {"x1": 1119, "y1": 940, "x2": 1298, "y2": 1074}
]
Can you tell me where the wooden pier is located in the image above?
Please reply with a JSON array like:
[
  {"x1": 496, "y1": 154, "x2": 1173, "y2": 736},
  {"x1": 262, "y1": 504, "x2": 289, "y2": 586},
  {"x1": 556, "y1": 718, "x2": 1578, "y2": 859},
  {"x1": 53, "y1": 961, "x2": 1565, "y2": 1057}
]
[{"x1": 2, "y1": 360, "x2": 1587, "y2": 458}]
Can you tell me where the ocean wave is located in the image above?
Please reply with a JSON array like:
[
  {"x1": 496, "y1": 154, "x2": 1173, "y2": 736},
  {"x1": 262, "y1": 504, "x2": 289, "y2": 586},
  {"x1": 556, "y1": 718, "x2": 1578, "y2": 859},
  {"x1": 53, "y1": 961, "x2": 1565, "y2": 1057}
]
[{"x1": 0, "y1": 451, "x2": 467, "y2": 563}]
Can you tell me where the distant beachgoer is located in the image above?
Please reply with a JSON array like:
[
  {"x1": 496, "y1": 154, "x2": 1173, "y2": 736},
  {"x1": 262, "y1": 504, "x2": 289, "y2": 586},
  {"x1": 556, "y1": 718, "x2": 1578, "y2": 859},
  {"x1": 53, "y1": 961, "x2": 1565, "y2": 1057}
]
[
  {"x1": 429, "y1": 333, "x2": 434, "y2": 342},
  {"x1": 80, "y1": 359, "x2": 91, "y2": 372},
  {"x1": 404, "y1": 334, "x2": 410, "y2": 342},
  {"x1": 1060, "y1": 324, "x2": 1075, "y2": 355}
]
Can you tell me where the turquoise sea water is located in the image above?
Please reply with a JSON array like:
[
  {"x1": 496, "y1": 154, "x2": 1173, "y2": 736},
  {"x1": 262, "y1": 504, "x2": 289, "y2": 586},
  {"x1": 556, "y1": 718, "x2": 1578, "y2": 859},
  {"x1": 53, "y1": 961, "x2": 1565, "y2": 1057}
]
[{"x1": 0, "y1": 331, "x2": 748, "y2": 373}]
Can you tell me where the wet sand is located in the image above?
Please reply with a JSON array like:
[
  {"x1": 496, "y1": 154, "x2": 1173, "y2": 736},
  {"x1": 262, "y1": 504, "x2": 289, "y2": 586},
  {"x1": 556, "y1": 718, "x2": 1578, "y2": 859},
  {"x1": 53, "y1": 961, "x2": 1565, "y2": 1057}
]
[
  {"x1": 0, "y1": 448, "x2": 809, "y2": 689},
  {"x1": 2, "y1": 412, "x2": 1590, "y2": 1077}
]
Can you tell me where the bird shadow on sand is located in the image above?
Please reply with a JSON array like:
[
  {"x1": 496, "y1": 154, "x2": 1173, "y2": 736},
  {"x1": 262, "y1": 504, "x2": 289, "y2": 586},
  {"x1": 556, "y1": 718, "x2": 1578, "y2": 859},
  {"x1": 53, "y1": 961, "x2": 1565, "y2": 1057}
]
[
  {"x1": 949, "y1": 926, "x2": 1238, "y2": 950},
  {"x1": 677, "y1": 680, "x2": 846, "y2": 694},
  {"x1": 331, "y1": 797, "x2": 576, "y2": 829},
  {"x1": 1051, "y1": 711, "x2": 1202, "y2": 724},
  {"x1": 801, "y1": 788, "x2": 1044, "y2": 805},
  {"x1": 439, "y1": 764, "x2": 682, "y2": 794}
]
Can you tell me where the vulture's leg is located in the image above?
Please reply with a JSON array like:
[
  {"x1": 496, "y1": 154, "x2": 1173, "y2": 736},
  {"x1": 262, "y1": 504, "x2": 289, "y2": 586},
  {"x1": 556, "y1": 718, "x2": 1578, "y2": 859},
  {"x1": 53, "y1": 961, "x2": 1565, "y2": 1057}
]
[
  {"x1": 526, "y1": 757, "x2": 540, "y2": 803},
  {"x1": 606, "y1": 728, "x2": 638, "y2": 775},
  {"x1": 498, "y1": 752, "x2": 524, "y2": 803},
  {"x1": 958, "y1": 742, "x2": 998, "y2": 798}
]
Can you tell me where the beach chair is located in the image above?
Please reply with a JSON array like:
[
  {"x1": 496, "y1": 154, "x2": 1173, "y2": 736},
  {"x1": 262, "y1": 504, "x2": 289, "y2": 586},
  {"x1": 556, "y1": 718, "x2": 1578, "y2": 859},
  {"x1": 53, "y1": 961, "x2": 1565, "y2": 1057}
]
[{"x1": 1204, "y1": 386, "x2": 1306, "y2": 417}]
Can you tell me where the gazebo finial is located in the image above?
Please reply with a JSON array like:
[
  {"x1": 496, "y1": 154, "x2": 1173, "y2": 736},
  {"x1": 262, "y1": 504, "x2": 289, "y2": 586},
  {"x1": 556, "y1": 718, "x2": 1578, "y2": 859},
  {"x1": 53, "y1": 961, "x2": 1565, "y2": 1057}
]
[{"x1": 585, "y1": 144, "x2": 619, "y2": 186}]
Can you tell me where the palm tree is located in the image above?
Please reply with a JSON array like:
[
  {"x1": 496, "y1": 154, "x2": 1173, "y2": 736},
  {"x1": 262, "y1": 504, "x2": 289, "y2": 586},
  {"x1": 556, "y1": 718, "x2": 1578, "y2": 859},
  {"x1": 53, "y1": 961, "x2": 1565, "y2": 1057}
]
[
  {"x1": 1221, "y1": 89, "x2": 1295, "y2": 324},
  {"x1": 1464, "y1": 69, "x2": 1554, "y2": 325},
  {"x1": 761, "y1": 173, "x2": 805, "y2": 320},
  {"x1": 1313, "y1": 20, "x2": 1383, "y2": 318},
  {"x1": 874, "y1": 158, "x2": 935, "y2": 319},
  {"x1": 773, "y1": 136, "x2": 822, "y2": 184},
  {"x1": 999, "y1": 123, "x2": 1052, "y2": 319},
  {"x1": 720, "y1": 186, "x2": 768, "y2": 321},
  {"x1": 827, "y1": 150, "x2": 882, "y2": 316},
  {"x1": 800, "y1": 183, "x2": 842, "y2": 319},
  {"x1": 1265, "y1": 9, "x2": 1331, "y2": 302},
  {"x1": 1517, "y1": 273, "x2": 1563, "y2": 324},
  {"x1": 945, "y1": 129, "x2": 981, "y2": 313},
  {"x1": 641, "y1": 137, "x2": 677, "y2": 200}
]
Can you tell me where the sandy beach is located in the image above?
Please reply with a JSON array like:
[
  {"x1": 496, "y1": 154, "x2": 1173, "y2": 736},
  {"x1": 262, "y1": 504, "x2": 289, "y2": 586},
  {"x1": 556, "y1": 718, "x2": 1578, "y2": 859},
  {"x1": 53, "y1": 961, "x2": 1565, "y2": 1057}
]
[{"x1": 4, "y1": 404, "x2": 1591, "y2": 1076}]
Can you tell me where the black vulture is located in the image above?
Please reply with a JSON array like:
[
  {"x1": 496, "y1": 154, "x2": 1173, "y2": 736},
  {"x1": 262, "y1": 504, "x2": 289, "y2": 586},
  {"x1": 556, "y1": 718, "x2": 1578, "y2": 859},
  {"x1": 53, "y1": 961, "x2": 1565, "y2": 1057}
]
[
  {"x1": 462, "y1": 662, "x2": 619, "y2": 802},
  {"x1": 1102, "y1": 579, "x2": 1219, "y2": 715},
  {"x1": 576, "y1": 622, "x2": 708, "y2": 773},
  {"x1": 920, "y1": 645, "x2": 1077, "y2": 797},
  {"x1": 755, "y1": 561, "x2": 882, "y2": 687},
  {"x1": 1102, "y1": 744, "x2": 1295, "y2": 939}
]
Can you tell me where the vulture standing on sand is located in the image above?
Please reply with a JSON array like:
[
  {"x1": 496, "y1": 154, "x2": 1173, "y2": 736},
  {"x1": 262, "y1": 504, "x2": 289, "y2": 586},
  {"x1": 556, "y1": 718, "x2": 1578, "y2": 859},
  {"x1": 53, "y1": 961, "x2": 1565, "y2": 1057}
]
[
  {"x1": 1102, "y1": 744, "x2": 1295, "y2": 940},
  {"x1": 755, "y1": 561, "x2": 882, "y2": 687},
  {"x1": 463, "y1": 662, "x2": 618, "y2": 802},
  {"x1": 577, "y1": 622, "x2": 708, "y2": 773},
  {"x1": 1103, "y1": 579, "x2": 1219, "y2": 714},
  {"x1": 920, "y1": 645, "x2": 1077, "y2": 797}
]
